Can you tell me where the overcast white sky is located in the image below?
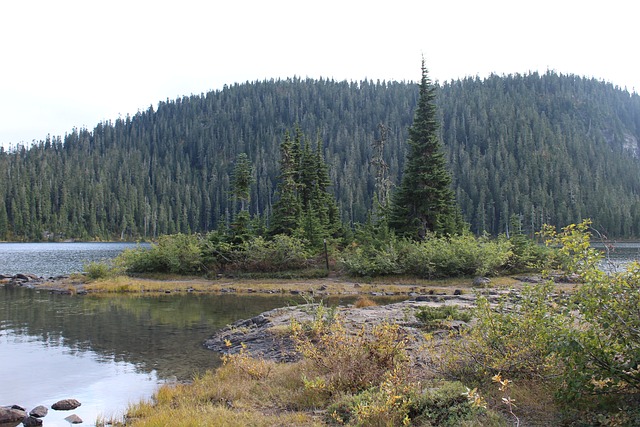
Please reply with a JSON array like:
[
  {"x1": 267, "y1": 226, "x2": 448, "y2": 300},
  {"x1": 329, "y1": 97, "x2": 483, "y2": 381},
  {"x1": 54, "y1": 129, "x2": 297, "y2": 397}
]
[{"x1": 1, "y1": 0, "x2": 638, "y2": 148}]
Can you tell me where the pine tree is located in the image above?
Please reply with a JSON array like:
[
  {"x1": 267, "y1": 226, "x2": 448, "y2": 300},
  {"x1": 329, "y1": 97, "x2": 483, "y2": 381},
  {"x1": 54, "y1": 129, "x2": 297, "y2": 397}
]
[{"x1": 389, "y1": 60, "x2": 463, "y2": 239}]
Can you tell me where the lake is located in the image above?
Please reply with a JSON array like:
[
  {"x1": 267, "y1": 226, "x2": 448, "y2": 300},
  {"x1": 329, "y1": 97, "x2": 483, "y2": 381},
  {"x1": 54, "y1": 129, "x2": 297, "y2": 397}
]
[
  {"x1": 0, "y1": 242, "x2": 149, "y2": 277},
  {"x1": 0, "y1": 243, "x2": 311, "y2": 426}
]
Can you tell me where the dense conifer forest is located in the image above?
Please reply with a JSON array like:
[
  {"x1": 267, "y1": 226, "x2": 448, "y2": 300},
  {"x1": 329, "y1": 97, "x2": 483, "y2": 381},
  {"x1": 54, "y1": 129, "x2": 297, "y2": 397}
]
[{"x1": 1, "y1": 71, "x2": 639, "y2": 241}]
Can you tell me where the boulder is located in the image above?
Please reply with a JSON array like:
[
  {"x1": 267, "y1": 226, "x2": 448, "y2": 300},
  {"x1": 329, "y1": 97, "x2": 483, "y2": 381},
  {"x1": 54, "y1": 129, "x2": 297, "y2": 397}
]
[
  {"x1": 51, "y1": 399, "x2": 81, "y2": 411},
  {"x1": 472, "y1": 276, "x2": 491, "y2": 287},
  {"x1": 29, "y1": 405, "x2": 48, "y2": 418},
  {"x1": 64, "y1": 414, "x2": 83, "y2": 424},
  {"x1": 22, "y1": 416, "x2": 43, "y2": 426},
  {"x1": 0, "y1": 406, "x2": 26, "y2": 424}
]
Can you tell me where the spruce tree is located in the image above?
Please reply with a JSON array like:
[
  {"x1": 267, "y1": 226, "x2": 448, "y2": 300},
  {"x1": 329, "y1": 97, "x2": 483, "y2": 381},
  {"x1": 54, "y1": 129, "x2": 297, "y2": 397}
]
[{"x1": 389, "y1": 60, "x2": 462, "y2": 239}]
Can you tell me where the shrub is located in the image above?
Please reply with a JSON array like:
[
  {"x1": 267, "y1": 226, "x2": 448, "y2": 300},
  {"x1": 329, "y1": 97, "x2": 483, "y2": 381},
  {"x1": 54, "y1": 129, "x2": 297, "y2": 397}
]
[
  {"x1": 431, "y1": 282, "x2": 565, "y2": 383},
  {"x1": 84, "y1": 261, "x2": 115, "y2": 279},
  {"x1": 116, "y1": 234, "x2": 203, "y2": 275},
  {"x1": 240, "y1": 234, "x2": 311, "y2": 272},
  {"x1": 290, "y1": 312, "x2": 410, "y2": 395},
  {"x1": 542, "y1": 220, "x2": 640, "y2": 400},
  {"x1": 416, "y1": 305, "x2": 472, "y2": 331},
  {"x1": 339, "y1": 232, "x2": 513, "y2": 278}
]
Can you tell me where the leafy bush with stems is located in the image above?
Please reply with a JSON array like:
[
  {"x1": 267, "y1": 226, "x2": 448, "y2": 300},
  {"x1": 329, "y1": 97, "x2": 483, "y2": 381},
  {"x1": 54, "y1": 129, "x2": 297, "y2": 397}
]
[
  {"x1": 116, "y1": 233, "x2": 203, "y2": 275},
  {"x1": 339, "y1": 232, "x2": 514, "y2": 278},
  {"x1": 416, "y1": 305, "x2": 472, "y2": 331},
  {"x1": 238, "y1": 234, "x2": 311, "y2": 272},
  {"x1": 433, "y1": 220, "x2": 640, "y2": 422},
  {"x1": 84, "y1": 261, "x2": 117, "y2": 279}
]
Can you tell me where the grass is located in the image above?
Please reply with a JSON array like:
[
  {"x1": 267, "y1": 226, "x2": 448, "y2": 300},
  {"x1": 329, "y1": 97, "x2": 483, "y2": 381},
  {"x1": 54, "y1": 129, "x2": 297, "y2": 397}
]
[
  {"x1": 47, "y1": 273, "x2": 526, "y2": 297},
  {"x1": 122, "y1": 361, "x2": 326, "y2": 427}
]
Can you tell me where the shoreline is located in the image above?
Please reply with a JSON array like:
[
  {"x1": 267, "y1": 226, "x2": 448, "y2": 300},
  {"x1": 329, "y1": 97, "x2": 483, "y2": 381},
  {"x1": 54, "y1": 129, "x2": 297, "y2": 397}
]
[{"x1": 0, "y1": 271, "x2": 571, "y2": 297}]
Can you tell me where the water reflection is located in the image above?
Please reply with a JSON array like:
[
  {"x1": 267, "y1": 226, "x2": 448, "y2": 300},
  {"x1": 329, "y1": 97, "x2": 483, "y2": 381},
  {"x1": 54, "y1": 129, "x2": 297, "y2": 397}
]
[{"x1": 0, "y1": 287, "x2": 311, "y2": 425}]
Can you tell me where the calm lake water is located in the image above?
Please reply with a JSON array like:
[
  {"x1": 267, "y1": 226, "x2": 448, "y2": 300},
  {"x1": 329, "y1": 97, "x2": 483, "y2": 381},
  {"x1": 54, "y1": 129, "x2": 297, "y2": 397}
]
[
  {"x1": 0, "y1": 242, "x2": 371, "y2": 427},
  {"x1": 0, "y1": 242, "x2": 148, "y2": 277}
]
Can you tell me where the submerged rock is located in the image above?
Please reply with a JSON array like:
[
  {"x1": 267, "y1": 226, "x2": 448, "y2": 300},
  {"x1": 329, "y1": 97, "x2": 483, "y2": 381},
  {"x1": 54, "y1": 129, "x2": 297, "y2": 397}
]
[{"x1": 64, "y1": 414, "x2": 83, "y2": 424}]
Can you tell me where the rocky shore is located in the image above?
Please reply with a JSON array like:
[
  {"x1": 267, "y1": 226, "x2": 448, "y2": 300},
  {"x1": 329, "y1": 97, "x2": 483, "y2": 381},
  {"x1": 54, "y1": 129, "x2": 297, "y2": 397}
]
[
  {"x1": 0, "y1": 273, "x2": 85, "y2": 294},
  {"x1": 0, "y1": 399, "x2": 82, "y2": 426},
  {"x1": 205, "y1": 290, "x2": 507, "y2": 364}
]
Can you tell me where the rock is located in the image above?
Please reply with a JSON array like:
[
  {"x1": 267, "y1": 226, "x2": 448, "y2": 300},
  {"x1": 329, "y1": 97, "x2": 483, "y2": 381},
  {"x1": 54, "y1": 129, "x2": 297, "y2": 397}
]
[
  {"x1": 22, "y1": 416, "x2": 43, "y2": 426},
  {"x1": 14, "y1": 273, "x2": 39, "y2": 281},
  {"x1": 472, "y1": 277, "x2": 491, "y2": 287},
  {"x1": 0, "y1": 406, "x2": 26, "y2": 424},
  {"x1": 51, "y1": 399, "x2": 81, "y2": 411},
  {"x1": 29, "y1": 406, "x2": 48, "y2": 418},
  {"x1": 64, "y1": 414, "x2": 83, "y2": 424}
]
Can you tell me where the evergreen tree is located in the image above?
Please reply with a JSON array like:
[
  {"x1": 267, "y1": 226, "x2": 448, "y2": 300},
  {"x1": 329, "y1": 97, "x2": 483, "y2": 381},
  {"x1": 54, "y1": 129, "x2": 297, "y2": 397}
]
[
  {"x1": 230, "y1": 153, "x2": 253, "y2": 212},
  {"x1": 269, "y1": 131, "x2": 302, "y2": 236},
  {"x1": 389, "y1": 61, "x2": 462, "y2": 239},
  {"x1": 270, "y1": 128, "x2": 341, "y2": 245},
  {"x1": 230, "y1": 153, "x2": 254, "y2": 243}
]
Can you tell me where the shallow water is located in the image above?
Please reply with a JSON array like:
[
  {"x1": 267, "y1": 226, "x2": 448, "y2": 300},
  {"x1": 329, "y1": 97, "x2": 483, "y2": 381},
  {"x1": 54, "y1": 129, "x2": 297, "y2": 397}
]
[{"x1": 1, "y1": 286, "x2": 307, "y2": 426}]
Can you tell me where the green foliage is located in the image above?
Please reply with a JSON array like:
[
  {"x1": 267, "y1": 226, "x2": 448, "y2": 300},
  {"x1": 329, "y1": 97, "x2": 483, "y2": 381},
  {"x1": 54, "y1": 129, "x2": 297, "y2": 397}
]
[
  {"x1": 411, "y1": 381, "x2": 493, "y2": 427},
  {"x1": 541, "y1": 220, "x2": 640, "y2": 400},
  {"x1": 238, "y1": 234, "x2": 311, "y2": 272},
  {"x1": 116, "y1": 234, "x2": 203, "y2": 275},
  {"x1": 416, "y1": 305, "x2": 472, "y2": 330},
  {"x1": 389, "y1": 60, "x2": 463, "y2": 239},
  {"x1": 230, "y1": 153, "x2": 253, "y2": 212},
  {"x1": 339, "y1": 232, "x2": 514, "y2": 278},
  {"x1": 84, "y1": 261, "x2": 116, "y2": 279},
  {"x1": 270, "y1": 128, "x2": 342, "y2": 249},
  {"x1": 2, "y1": 74, "x2": 640, "y2": 240},
  {"x1": 439, "y1": 220, "x2": 640, "y2": 421},
  {"x1": 440, "y1": 282, "x2": 565, "y2": 382},
  {"x1": 326, "y1": 380, "x2": 496, "y2": 427}
]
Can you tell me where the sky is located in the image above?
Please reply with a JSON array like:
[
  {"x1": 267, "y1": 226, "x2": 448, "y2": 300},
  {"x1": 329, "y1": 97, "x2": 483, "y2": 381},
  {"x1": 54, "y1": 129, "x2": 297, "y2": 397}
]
[{"x1": 1, "y1": 0, "x2": 638, "y2": 148}]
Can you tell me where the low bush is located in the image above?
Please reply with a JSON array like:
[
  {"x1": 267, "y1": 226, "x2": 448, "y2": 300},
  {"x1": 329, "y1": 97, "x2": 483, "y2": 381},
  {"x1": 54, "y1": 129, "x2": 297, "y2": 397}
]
[
  {"x1": 290, "y1": 309, "x2": 410, "y2": 395},
  {"x1": 339, "y1": 232, "x2": 514, "y2": 279},
  {"x1": 116, "y1": 234, "x2": 203, "y2": 275},
  {"x1": 84, "y1": 261, "x2": 115, "y2": 279},
  {"x1": 239, "y1": 234, "x2": 311, "y2": 272},
  {"x1": 416, "y1": 305, "x2": 472, "y2": 331}
]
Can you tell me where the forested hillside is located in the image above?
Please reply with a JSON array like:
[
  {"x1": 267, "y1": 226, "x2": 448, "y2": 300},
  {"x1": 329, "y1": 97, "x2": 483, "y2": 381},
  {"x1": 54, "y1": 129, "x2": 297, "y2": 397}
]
[{"x1": 1, "y1": 71, "x2": 639, "y2": 241}]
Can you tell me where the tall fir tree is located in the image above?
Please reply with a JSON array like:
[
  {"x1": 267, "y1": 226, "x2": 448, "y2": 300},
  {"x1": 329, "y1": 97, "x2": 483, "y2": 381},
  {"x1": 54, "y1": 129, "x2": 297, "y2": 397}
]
[
  {"x1": 389, "y1": 60, "x2": 463, "y2": 239},
  {"x1": 229, "y1": 152, "x2": 254, "y2": 243},
  {"x1": 270, "y1": 128, "x2": 341, "y2": 245},
  {"x1": 269, "y1": 131, "x2": 302, "y2": 236}
]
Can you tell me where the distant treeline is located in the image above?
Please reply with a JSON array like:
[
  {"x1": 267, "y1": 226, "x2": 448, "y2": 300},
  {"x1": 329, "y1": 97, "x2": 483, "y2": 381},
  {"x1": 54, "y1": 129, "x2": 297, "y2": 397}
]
[{"x1": 1, "y1": 71, "x2": 640, "y2": 241}]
